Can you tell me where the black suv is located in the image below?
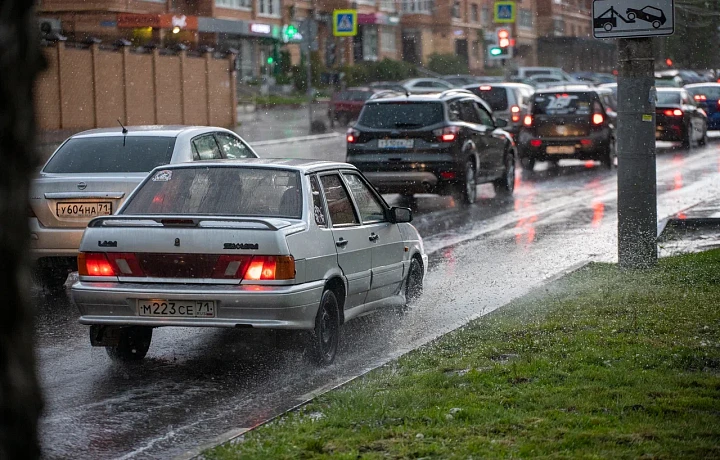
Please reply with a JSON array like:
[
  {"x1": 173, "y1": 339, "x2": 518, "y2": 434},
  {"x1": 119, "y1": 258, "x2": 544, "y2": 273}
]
[
  {"x1": 517, "y1": 86, "x2": 617, "y2": 171},
  {"x1": 346, "y1": 90, "x2": 516, "y2": 204}
]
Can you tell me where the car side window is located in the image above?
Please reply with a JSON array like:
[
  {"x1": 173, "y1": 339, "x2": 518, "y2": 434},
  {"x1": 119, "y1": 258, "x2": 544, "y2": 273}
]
[
  {"x1": 459, "y1": 100, "x2": 481, "y2": 124},
  {"x1": 448, "y1": 100, "x2": 462, "y2": 121},
  {"x1": 416, "y1": 81, "x2": 433, "y2": 87},
  {"x1": 215, "y1": 133, "x2": 253, "y2": 159},
  {"x1": 320, "y1": 174, "x2": 359, "y2": 227},
  {"x1": 475, "y1": 103, "x2": 495, "y2": 127},
  {"x1": 342, "y1": 173, "x2": 386, "y2": 223},
  {"x1": 309, "y1": 175, "x2": 328, "y2": 228},
  {"x1": 192, "y1": 135, "x2": 222, "y2": 160}
]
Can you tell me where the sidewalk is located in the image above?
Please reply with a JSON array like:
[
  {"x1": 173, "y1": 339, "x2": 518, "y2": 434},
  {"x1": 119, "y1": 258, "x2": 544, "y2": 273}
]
[
  {"x1": 659, "y1": 197, "x2": 720, "y2": 256},
  {"x1": 234, "y1": 102, "x2": 334, "y2": 143}
]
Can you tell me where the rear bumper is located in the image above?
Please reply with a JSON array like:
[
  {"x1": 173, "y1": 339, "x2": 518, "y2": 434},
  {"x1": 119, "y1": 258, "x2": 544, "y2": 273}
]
[
  {"x1": 655, "y1": 122, "x2": 685, "y2": 141},
  {"x1": 29, "y1": 217, "x2": 83, "y2": 260},
  {"x1": 518, "y1": 132, "x2": 610, "y2": 160},
  {"x1": 72, "y1": 280, "x2": 326, "y2": 330}
]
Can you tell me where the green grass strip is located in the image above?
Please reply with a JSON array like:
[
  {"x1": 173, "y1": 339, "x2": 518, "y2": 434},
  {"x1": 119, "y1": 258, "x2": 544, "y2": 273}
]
[{"x1": 206, "y1": 250, "x2": 720, "y2": 459}]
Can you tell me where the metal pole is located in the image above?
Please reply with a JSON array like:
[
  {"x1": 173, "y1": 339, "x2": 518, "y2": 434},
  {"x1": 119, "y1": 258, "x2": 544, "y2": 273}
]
[
  {"x1": 306, "y1": 15, "x2": 314, "y2": 133},
  {"x1": 616, "y1": 37, "x2": 658, "y2": 269}
]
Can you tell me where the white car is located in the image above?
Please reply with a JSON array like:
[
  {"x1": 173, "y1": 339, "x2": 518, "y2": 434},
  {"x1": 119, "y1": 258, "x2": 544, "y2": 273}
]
[
  {"x1": 30, "y1": 126, "x2": 258, "y2": 292},
  {"x1": 401, "y1": 78, "x2": 456, "y2": 94},
  {"x1": 71, "y1": 160, "x2": 427, "y2": 364}
]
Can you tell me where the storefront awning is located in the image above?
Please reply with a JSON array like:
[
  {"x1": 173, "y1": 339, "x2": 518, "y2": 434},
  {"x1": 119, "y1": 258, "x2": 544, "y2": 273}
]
[
  {"x1": 197, "y1": 17, "x2": 281, "y2": 39},
  {"x1": 117, "y1": 13, "x2": 198, "y2": 30},
  {"x1": 357, "y1": 13, "x2": 400, "y2": 26}
]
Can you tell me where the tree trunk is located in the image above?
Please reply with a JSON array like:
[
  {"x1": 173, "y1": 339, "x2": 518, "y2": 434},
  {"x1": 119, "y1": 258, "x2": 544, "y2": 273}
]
[{"x1": 0, "y1": 3, "x2": 46, "y2": 459}]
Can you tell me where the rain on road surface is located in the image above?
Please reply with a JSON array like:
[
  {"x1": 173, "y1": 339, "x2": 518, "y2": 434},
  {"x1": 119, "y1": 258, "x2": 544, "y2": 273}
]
[{"x1": 36, "y1": 139, "x2": 720, "y2": 459}]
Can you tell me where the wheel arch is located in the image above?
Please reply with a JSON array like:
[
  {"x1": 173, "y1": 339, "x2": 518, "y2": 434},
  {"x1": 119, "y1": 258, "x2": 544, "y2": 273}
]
[{"x1": 324, "y1": 276, "x2": 346, "y2": 324}]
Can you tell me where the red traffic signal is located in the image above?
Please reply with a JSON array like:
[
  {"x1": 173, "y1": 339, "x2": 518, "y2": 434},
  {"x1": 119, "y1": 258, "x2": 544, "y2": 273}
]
[{"x1": 497, "y1": 28, "x2": 511, "y2": 48}]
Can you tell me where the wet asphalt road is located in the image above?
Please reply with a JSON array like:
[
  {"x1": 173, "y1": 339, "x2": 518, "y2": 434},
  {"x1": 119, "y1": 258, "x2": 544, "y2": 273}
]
[{"x1": 36, "y1": 138, "x2": 720, "y2": 459}]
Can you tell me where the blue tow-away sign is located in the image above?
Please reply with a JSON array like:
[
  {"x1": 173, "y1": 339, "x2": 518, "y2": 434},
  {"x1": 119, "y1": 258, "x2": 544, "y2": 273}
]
[{"x1": 593, "y1": 0, "x2": 674, "y2": 39}]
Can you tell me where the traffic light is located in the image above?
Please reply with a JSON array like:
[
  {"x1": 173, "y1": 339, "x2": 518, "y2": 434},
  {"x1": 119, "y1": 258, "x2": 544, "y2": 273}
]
[
  {"x1": 497, "y1": 28, "x2": 511, "y2": 48},
  {"x1": 488, "y1": 45, "x2": 511, "y2": 59},
  {"x1": 267, "y1": 56, "x2": 274, "y2": 64}
]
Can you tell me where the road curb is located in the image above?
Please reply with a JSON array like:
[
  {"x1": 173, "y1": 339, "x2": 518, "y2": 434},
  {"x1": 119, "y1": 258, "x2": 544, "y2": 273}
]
[
  {"x1": 251, "y1": 132, "x2": 342, "y2": 147},
  {"x1": 180, "y1": 261, "x2": 593, "y2": 460}
]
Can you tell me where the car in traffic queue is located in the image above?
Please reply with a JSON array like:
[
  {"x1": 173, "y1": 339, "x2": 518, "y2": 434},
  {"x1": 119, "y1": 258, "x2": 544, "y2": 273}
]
[
  {"x1": 30, "y1": 126, "x2": 258, "y2": 292},
  {"x1": 71, "y1": 160, "x2": 427, "y2": 364},
  {"x1": 400, "y1": 78, "x2": 456, "y2": 94},
  {"x1": 346, "y1": 89, "x2": 517, "y2": 204},
  {"x1": 654, "y1": 87, "x2": 708, "y2": 147},
  {"x1": 517, "y1": 86, "x2": 617, "y2": 171},
  {"x1": 462, "y1": 82, "x2": 535, "y2": 138},
  {"x1": 684, "y1": 83, "x2": 720, "y2": 131},
  {"x1": 328, "y1": 87, "x2": 395, "y2": 127}
]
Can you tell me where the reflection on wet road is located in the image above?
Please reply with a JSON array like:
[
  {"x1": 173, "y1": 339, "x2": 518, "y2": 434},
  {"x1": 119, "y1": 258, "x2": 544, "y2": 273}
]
[{"x1": 36, "y1": 140, "x2": 720, "y2": 459}]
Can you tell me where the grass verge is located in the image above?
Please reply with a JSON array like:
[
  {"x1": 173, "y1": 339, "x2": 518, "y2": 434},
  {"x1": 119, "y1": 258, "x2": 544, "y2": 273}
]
[{"x1": 206, "y1": 250, "x2": 720, "y2": 459}]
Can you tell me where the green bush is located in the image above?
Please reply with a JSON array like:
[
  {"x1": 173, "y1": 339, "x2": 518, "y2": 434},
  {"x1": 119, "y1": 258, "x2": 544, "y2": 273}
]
[
  {"x1": 292, "y1": 51, "x2": 325, "y2": 92},
  {"x1": 427, "y1": 53, "x2": 469, "y2": 75},
  {"x1": 340, "y1": 58, "x2": 418, "y2": 87}
]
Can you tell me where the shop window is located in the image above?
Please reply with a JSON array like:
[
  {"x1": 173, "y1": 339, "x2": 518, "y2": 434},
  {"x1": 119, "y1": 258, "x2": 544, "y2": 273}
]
[
  {"x1": 518, "y1": 8, "x2": 533, "y2": 28},
  {"x1": 381, "y1": 28, "x2": 396, "y2": 53},
  {"x1": 363, "y1": 26, "x2": 379, "y2": 61}
]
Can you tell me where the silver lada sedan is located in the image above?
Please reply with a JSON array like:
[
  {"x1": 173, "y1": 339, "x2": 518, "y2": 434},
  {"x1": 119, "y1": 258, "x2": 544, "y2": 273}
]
[{"x1": 71, "y1": 159, "x2": 427, "y2": 365}]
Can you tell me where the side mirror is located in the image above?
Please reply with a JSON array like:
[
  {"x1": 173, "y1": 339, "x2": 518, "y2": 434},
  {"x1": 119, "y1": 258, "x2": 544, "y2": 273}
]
[
  {"x1": 495, "y1": 118, "x2": 509, "y2": 128},
  {"x1": 390, "y1": 207, "x2": 412, "y2": 223}
]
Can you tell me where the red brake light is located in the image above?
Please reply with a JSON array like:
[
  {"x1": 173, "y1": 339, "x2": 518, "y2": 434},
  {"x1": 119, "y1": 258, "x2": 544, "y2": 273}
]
[
  {"x1": 664, "y1": 109, "x2": 683, "y2": 117},
  {"x1": 346, "y1": 128, "x2": 359, "y2": 143},
  {"x1": 580, "y1": 139, "x2": 592, "y2": 146},
  {"x1": 243, "y1": 256, "x2": 295, "y2": 281},
  {"x1": 592, "y1": 113, "x2": 604, "y2": 125},
  {"x1": 530, "y1": 139, "x2": 542, "y2": 147},
  {"x1": 523, "y1": 115, "x2": 533, "y2": 127},
  {"x1": 511, "y1": 105, "x2": 521, "y2": 122},
  {"x1": 433, "y1": 126, "x2": 460, "y2": 142},
  {"x1": 211, "y1": 255, "x2": 252, "y2": 279},
  {"x1": 479, "y1": 85, "x2": 492, "y2": 91},
  {"x1": 694, "y1": 94, "x2": 707, "y2": 101},
  {"x1": 106, "y1": 253, "x2": 144, "y2": 276},
  {"x1": 78, "y1": 252, "x2": 116, "y2": 277},
  {"x1": 439, "y1": 171, "x2": 456, "y2": 180}
]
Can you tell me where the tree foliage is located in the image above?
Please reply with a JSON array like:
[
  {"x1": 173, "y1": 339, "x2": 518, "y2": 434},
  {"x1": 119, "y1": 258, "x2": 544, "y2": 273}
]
[{"x1": 427, "y1": 53, "x2": 469, "y2": 75}]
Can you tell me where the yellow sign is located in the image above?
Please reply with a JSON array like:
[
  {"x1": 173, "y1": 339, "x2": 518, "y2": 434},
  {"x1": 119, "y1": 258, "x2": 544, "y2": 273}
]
[
  {"x1": 494, "y1": 1, "x2": 516, "y2": 23},
  {"x1": 333, "y1": 9, "x2": 357, "y2": 37},
  {"x1": 642, "y1": 114, "x2": 653, "y2": 122}
]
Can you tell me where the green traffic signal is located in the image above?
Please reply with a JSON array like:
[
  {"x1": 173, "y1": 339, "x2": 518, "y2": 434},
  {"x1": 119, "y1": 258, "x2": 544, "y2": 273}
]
[
  {"x1": 489, "y1": 46, "x2": 503, "y2": 56},
  {"x1": 267, "y1": 56, "x2": 274, "y2": 64}
]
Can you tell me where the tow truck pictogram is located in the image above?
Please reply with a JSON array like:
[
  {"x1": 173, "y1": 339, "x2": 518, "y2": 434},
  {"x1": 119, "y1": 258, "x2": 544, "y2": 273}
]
[{"x1": 593, "y1": 6, "x2": 636, "y2": 32}]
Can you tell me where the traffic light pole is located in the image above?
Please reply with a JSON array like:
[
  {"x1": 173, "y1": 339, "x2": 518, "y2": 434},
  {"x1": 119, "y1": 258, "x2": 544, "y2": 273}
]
[
  {"x1": 305, "y1": 13, "x2": 315, "y2": 134},
  {"x1": 616, "y1": 37, "x2": 658, "y2": 269}
]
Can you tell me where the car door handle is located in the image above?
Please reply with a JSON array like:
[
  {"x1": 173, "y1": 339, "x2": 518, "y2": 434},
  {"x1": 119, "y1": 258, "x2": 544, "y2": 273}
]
[
  {"x1": 336, "y1": 238, "x2": 349, "y2": 247},
  {"x1": 369, "y1": 233, "x2": 379, "y2": 242}
]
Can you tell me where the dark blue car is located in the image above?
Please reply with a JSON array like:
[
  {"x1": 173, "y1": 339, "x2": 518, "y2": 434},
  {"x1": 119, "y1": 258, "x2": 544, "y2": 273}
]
[{"x1": 685, "y1": 83, "x2": 720, "y2": 131}]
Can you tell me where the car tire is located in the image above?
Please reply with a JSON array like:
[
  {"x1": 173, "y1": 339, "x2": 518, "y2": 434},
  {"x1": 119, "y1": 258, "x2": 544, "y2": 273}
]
[
  {"x1": 453, "y1": 160, "x2": 477, "y2": 205},
  {"x1": 698, "y1": 125, "x2": 708, "y2": 146},
  {"x1": 307, "y1": 289, "x2": 340, "y2": 365},
  {"x1": 681, "y1": 124, "x2": 692, "y2": 148},
  {"x1": 105, "y1": 326, "x2": 153, "y2": 362},
  {"x1": 493, "y1": 150, "x2": 516, "y2": 197},
  {"x1": 34, "y1": 265, "x2": 69, "y2": 295},
  {"x1": 520, "y1": 156, "x2": 535, "y2": 171},
  {"x1": 600, "y1": 138, "x2": 616, "y2": 169},
  {"x1": 404, "y1": 257, "x2": 424, "y2": 308}
]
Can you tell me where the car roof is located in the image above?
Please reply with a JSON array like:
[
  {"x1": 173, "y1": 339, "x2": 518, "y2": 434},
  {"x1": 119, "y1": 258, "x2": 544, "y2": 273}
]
[
  {"x1": 364, "y1": 89, "x2": 479, "y2": 102},
  {"x1": 149, "y1": 158, "x2": 356, "y2": 174},
  {"x1": 534, "y1": 85, "x2": 600, "y2": 94},
  {"x1": 71, "y1": 125, "x2": 225, "y2": 139},
  {"x1": 685, "y1": 83, "x2": 720, "y2": 88},
  {"x1": 656, "y1": 87, "x2": 684, "y2": 92},
  {"x1": 462, "y1": 82, "x2": 533, "y2": 89}
]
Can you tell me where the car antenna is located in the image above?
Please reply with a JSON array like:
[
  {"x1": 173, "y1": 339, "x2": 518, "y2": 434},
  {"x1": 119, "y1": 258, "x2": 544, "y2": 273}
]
[{"x1": 117, "y1": 119, "x2": 128, "y2": 134}]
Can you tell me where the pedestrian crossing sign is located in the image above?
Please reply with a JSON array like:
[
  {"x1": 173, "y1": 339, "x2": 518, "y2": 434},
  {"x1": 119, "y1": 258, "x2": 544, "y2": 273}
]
[
  {"x1": 494, "y1": 1, "x2": 516, "y2": 23},
  {"x1": 333, "y1": 9, "x2": 357, "y2": 36}
]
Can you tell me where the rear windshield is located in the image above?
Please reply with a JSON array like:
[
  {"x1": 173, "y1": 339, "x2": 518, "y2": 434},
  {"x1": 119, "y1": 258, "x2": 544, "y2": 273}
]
[
  {"x1": 531, "y1": 92, "x2": 595, "y2": 115},
  {"x1": 657, "y1": 92, "x2": 681, "y2": 105},
  {"x1": 467, "y1": 87, "x2": 509, "y2": 111},
  {"x1": 44, "y1": 136, "x2": 175, "y2": 174},
  {"x1": 685, "y1": 86, "x2": 720, "y2": 100},
  {"x1": 122, "y1": 167, "x2": 302, "y2": 219},
  {"x1": 358, "y1": 102, "x2": 444, "y2": 129}
]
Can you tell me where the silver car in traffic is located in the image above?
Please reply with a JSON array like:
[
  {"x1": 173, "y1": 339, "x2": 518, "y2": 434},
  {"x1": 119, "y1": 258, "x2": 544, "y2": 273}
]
[
  {"x1": 71, "y1": 160, "x2": 427, "y2": 364},
  {"x1": 30, "y1": 126, "x2": 257, "y2": 291}
]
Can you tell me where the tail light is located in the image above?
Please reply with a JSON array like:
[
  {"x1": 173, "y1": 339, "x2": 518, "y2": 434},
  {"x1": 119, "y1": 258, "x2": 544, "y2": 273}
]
[
  {"x1": 694, "y1": 94, "x2": 707, "y2": 102},
  {"x1": 432, "y1": 126, "x2": 461, "y2": 142},
  {"x1": 663, "y1": 109, "x2": 683, "y2": 117},
  {"x1": 592, "y1": 113, "x2": 604, "y2": 125},
  {"x1": 212, "y1": 255, "x2": 252, "y2": 279},
  {"x1": 78, "y1": 253, "x2": 116, "y2": 277},
  {"x1": 243, "y1": 256, "x2": 295, "y2": 281},
  {"x1": 106, "y1": 253, "x2": 144, "y2": 276},
  {"x1": 479, "y1": 85, "x2": 492, "y2": 91},
  {"x1": 530, "y1": 139, "x2": 542, "y2": 147},
  {"x1": 523, "y1": 115, "x2": 533, "y2": 127},
  {"x1": 511, "y1": 105, "x2": 521, "y2": 123},
  {"x1": 346, "y1": 128, "x2": 360, "y2": 143}
]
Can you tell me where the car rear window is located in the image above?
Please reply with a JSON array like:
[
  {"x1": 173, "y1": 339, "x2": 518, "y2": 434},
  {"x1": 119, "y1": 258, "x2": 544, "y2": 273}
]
[
  {"x1": 657, "y1": 92, "x2": 681, "y2": 105},
  {"x1": 122, "y1": 167, "x2": 302, "y2": 218},
  {"x1": 43, "y1": 136, "x2": 175, "y2": 174},
  {"x1": 531, "y1": 92, "x2": 595, "y2": 115},
  {"x1": 686, "y1": 86, "x2": 720, "y2": 100},
  {"x1": 358, "y1": 102, "x2": 444, "y2": 129},
  {"x1": 335, "y1": 90, "x2": 374, "y2": 101},
  {"x1": 467, "y1": 86, "x2": 509, "y2": 111}
]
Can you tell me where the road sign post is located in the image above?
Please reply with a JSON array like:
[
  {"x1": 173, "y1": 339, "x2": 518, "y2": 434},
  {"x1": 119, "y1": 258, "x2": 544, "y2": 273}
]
[{"x1": 592, "y1": 0, "x2": 674, "y2": 269}]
